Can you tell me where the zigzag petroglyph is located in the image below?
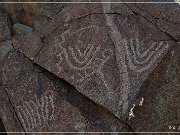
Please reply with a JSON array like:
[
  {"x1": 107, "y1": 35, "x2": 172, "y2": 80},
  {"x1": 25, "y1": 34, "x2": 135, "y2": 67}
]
[
  {"x1": 123, "y1": 37, "x2": 170, "y2": 73},
  {"x1": 16, "y1": 94, "x2": 54, "y2": 132}
]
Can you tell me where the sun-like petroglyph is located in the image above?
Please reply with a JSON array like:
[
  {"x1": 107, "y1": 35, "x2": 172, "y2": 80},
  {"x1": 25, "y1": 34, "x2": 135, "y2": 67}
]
[
  {"x1": 16, "y1": 93, "x2": 54, "y2": 132},
  {"x1": 123, "y1": 37, "x2": 170, "y2": 73},
  {"x1": 55, "y1": 24, "x2": 113, "y2": 98}
]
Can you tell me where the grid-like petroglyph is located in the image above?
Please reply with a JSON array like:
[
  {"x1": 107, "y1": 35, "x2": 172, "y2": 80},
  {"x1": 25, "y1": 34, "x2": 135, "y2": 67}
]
[
  {"x1": 16, "y1": 94, "x2": 54, "y2": 132},
  {"x1": 123, "y1": 37, "x2": 170, "y2": 73}
]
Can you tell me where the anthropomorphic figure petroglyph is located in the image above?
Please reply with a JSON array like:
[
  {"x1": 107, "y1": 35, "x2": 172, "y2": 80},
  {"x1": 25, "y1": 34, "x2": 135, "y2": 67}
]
[{"x1": 54, "y1": 24, "x2": 114, "y2": 99}]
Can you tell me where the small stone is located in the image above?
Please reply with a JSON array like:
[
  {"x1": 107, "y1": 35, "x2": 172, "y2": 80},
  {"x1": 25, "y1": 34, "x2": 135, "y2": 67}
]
[
  {"x1": 12, "y1": 23, "x2": 33, "y2": 35},
  {"x1": 0, "y1": 40, "x2": 13, "y2": 61}
]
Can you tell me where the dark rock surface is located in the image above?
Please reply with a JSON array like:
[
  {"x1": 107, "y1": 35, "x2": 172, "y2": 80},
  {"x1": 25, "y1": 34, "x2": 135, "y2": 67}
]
[
  {"x1": 0, "y1": 11, "x2": 11, "y2": 42},
  {"x1": 12, "y1": 23, "x2": 33, "y2": 35},
  {"x1": 125, "y1": 0, "x2": 180, "y2": 41},
  {"x1": 0, "y1": 118, "x2": 6, "y2": 133},
  {"x1": 128, "y1": 42, "x2": 180, "y2": 132},
  {"x1": 12, "y1": 32, "x2": 43, "y2": 60},
  {"x1": 1, "y1": 50, "x2": 133, "y2": 133},
  {"x1": 12, "y1": 3, "x2": 177, "y2": 122},
  {"x1": 0, "y1": 1, "x2": 179, "y2": 134},
  {"x1": 0, "y1": 40, "x2": 13, "y2": 61}
]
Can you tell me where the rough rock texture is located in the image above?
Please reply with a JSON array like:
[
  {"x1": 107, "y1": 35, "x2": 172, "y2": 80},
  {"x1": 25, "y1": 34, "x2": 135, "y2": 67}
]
[
  {"x1": 12, "y1": 32, "x2": 43, "y2": 60},
  {"x1": 0, "y1": 118, "x2": 6, "y2": 133},
  {"x1": 128, "y1": 42, "x2": 180, "y2": 132},
  {"x1": 1, "y1": 50, "x2": 133, "y2": 133},
  {"x1": 12, "y1": 23, "x2": 33, "y2": 35},
  {"x1": 0, "y1": 1, "x2": 179, "y2": 134},
  {"x1": 125, "y1": 0, "x2": 180, "y2": 41},
  {"x1": 0, "y1": 11, "x2": 11, "y2": 42},
  {"x1": 12, "y1": 2, "x2": 178, "y2": 122},
  {"x1": 0, "y1": 40, "x2": 13, "y2": 61}
]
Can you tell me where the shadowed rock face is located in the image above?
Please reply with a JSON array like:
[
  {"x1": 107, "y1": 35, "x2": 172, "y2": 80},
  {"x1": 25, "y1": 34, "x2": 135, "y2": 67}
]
[
  {"x1": 128, "y1": 42, "x2": 180, "y2": 132},
  {"x1": 1, "y1": 50, "x2": 133, "y2": 133},
  {"x1": 0, "y1": 1, "x2": 179, "y2": 133},
  {"x1": 0, "y1": 118, "x2": 6, "y2": 133},
  {"x1": 0, "y1": 11, "x2": 11, "y2": 42}
]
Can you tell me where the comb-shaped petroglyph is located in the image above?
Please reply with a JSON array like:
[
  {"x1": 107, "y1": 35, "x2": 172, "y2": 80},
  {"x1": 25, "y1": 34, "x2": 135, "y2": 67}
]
[
  {"x1": 16, "y1": 93, "x2": 54, "y2": 132},
  {"x1": 123, "y1": 37, "x2": 170, "y2": 73}
]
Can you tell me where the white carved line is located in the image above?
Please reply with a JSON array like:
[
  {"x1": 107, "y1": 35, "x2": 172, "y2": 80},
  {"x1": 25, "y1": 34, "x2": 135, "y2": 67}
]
[
  {"x1": 68, "y1": 44, "x2": 100, "y2": 66},
  {"x1": 75, "y1": 40, "x2": 94, "y2": 58},
  {"x1": 40, "y1": 95, "x2": 45, "y2": 123},
  {"x1": 123, "y1": 38, "x2": 170, "y2": 73},
  {"x1": 34, "y1": 95, "x2": 42, "y2": 126},
  {"x1": 103, "y1": 3, "x2": 131, "y2": 117},
  {"x1": 25, "y1": 102, "x2": 35, "y2": 130},
  {"x1": 49, "y1": 95, "x2": 54, "y2": 121},
  {"x1": 139, "y1": 97, "x2": 144, "y2": 106},
  {"x1": 128, "y1": 104, "x2": 135, "y2": 120},
  {"x1": 96, "y1": 49, "x2": 113, "y2": 98},
  {"x1": 16, "y1": 94, "x2": 54, "y2": 131},
  {"x1": 135, "y1": 38, "x2": 156, "y2": 58},
  {"x1": 60, "y1": 26, "x2": 102, "y2": 70},
  {"x1": 57, "y1": 24, "x2": 113, "y2": 86},
  {"x1": 17, "y1": 106, "x2": 28, "y2": 132},
  {"x1": 29, "y1": 101, "x2": 40, "y2": 127},
  {"x1": 130, "y1": 39, "x2": 163, "y2": 64},
  {"x1": 45, "y1": 95, "x2": 49, "y2": 121}
]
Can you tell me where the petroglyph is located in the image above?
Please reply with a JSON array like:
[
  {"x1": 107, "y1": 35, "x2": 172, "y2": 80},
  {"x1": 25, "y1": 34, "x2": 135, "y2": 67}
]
[
  {"x1": 55, "y1": 24, "x2": 113, "y2": 98},
  {"x1": 103, "y1": 3, "x2": 131, "y2": 117},
  {"x1": 123, "y1": 37, "x2": 170, "y2": 73},
  {"x1": 16, "y1": 93, "x2": 54, "y2": 132},
  {"x1": 103, "y1": 2, "x2": 170, "y2": 119},
  {"x1": 58, "y1": 25, "x2": 112, "y2": 70},
  {"x1": 139, "y1": 97, "x2": 144, "y2": 106},
  {"x1": 129, "y1": 104, "x2": 135, "y2": 120}
]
